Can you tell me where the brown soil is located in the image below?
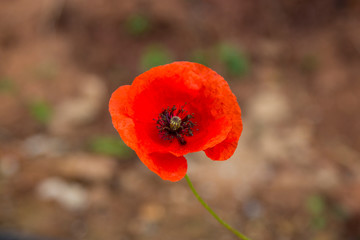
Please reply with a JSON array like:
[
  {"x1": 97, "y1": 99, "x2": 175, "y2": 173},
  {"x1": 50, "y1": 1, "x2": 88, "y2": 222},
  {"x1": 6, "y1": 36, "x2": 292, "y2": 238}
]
[{"x1": 1, "y1": 1, "x2": 360, "y2": 240}]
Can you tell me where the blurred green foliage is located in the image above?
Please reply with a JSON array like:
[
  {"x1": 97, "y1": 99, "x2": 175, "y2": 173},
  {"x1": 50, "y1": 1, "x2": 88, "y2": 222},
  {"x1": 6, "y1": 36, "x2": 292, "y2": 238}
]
[
  {"x1": 126, "y1": 14, "x2": 150, "y2": 36},
  {"x1": 140, "y1": 45, "x2": 172, "y2": 71},
  {"x1": 307, "y1": 195, "x2": 325, "y2": 215},
  {"x1": 306, "y1": 194, "x2": 326, "y2": 229},
  {"x1": 218, "y1": 43, "x2": 249, "y2": 77},
  {"x1": 0, "y1": 76, "x2": 16, "y2": 93},
  {"x1": 29, "y1": 100, "x2": 53, "y2": 125},
  {"x1": 89, "y1": 136, "x2": 132, "y2": 158}
]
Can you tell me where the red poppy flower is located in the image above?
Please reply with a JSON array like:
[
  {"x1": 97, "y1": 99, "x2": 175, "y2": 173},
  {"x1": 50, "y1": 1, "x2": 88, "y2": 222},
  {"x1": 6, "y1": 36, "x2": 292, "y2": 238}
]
[{"x1": 109, "y1": 62, "x2": 242, "y2": 181}]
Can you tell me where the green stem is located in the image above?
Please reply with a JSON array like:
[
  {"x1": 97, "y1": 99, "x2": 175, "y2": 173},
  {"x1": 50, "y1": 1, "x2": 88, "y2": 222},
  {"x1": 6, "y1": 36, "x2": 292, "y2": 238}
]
[{"x1": 185, "y1": 174, "x2": 251, "y2": 240}]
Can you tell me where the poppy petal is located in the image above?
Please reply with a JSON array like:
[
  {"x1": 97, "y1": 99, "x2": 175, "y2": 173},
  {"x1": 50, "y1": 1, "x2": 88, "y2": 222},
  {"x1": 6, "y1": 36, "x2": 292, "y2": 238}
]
[
  {"x1": 138, "y1": 151, "x2": 188, "y2": 181},
  {"x1": 205, "y1": 102, "x2": 242, "y2": 160},
  {"x1": 109, "y1": 85, "x2": 138, "y2": 150}
]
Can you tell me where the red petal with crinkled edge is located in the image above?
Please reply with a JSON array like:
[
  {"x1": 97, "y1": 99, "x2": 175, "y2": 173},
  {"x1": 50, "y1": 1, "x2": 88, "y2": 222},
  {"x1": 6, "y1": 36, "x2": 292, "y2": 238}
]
[
  {"x1": 109, "y1": 85, "x2": 138, "y2": 150},
  {"x1": 205, "y1": 97, "x2": 243, "y2": 160},
  {"x1": 138, "y1": 151, "x2": 188, "y2": 181}
]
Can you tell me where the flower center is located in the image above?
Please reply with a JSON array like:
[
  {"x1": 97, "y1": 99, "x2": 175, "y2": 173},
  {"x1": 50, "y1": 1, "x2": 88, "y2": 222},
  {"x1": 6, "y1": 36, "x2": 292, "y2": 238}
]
[
  {"x1": 155, "y1": 105, "x2": 197, "y2": 145},
  {"x1": 170, "y1": 116, "x2": 182, "y2": 131}
]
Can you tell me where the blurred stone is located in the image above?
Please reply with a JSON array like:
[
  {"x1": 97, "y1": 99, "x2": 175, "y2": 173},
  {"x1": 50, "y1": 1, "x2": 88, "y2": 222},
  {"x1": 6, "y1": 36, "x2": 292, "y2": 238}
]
[
  {"x1": 139, "y1": 203, "x2": 165, "y2": 223},
  {"x1": 258, "y1": 129, "x2": 287, "y2": 160},
  {"x1": 168, "y1": 185, "x2": 191, "y2": 205},
  {"x1": 0, "y1": 155, "x2": 19, "y2": 177},
  {"x1": 133, "y1": 202, "x2": 165, "y2": 235},
  {"x1": 243, "y1": 199, "x2": 263, "y2": 220},
  {"x1": 259, "y1": 125, "x2": 313, "y2": 164},
  {"x1": 49, "y1": 75, "x2": 106, "y2": 135},
  {"x1": 57, "y1": 153, "x2": 116, "y2": 183},
  {"x1": 22, "y1": 134, "x2": 67, "y2": 157},
  {"x1": 315, "y1": 166, "x2": 341, "y2": 190},
  {"x1": 119, "y1": 164, "x2": 148, "y2": 193},
  {"x1": 37, "y1": 177, "x2": 88, "y2": 211},
  {"x1": 248, "y1": 83, "x2": 290, "y2": 125}
]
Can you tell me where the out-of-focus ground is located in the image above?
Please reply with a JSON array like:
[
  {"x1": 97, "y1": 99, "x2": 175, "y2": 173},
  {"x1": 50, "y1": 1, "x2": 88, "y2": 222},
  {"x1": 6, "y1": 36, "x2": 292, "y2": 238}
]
[{"x1": 1, "y1": 1, "x2": 360, "y2": 240}]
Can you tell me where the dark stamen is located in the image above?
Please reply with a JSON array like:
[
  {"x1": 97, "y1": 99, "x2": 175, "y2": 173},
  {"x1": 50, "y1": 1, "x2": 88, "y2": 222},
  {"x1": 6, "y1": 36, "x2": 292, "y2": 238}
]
[{"x1": 155, "y1": 105, "x2": 197, "y2": 145}]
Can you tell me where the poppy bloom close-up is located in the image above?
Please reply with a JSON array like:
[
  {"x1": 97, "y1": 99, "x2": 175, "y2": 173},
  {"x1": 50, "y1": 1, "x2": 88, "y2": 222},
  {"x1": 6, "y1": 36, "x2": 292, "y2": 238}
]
[{"x1": 109, "y1": 61, "x2": 242, "y2": 181}]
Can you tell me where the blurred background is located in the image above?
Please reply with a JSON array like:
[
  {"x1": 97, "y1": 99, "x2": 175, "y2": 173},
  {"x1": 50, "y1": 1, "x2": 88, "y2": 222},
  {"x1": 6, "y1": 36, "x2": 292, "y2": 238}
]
[{"x1": 0, "y1": 0, "x2": 360, "y2": 240}]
